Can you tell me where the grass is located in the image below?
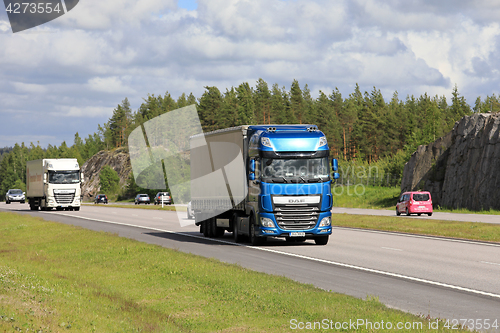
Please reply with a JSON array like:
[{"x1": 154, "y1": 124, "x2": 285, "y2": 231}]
[
  {"x1": 332, "y1": 185, "x2": 500, "y2": 215},
  {"x1": 0, "y1": 212, "x2": 465, "y2": 332},
  {"x1": 332, "y1": 185, "x2": 401, "y2": 209},
  {"x1": 332, "y1": 214, "x2": 500, "y2": 243}
]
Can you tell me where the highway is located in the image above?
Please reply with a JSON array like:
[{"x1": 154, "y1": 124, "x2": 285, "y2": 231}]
[{"x1": 1, "y1": 202, "x2": 500, "y2": 328}]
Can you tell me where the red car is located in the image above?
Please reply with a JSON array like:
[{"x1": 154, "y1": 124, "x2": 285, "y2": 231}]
[{"x1": 396, "y1": 191, "x2": 433, "y2": 216}]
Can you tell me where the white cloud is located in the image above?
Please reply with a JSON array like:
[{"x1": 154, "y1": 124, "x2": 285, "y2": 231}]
[{"x1": 3, "y1": 0, "x2": 500, "y2": 146}]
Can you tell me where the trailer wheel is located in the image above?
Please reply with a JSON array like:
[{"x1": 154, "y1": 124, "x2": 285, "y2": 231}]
[
  {"x1": 202, "y1": 220, "x2": 209, "y2": 237},
  {"x1": 314, "y1": 236, "x2": 329, "y2": 245},
  {"x1": 209, "y1": 218, "x2": 217, "y2": 238},
  {"x1": 233, "y1": 215, "x2": 242, "y2": 243}
]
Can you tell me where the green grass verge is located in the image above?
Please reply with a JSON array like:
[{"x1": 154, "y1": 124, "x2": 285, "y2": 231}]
[
  {"x1": 332, "y1": 214, "x2": 500, "y2": 243},
  {"x1": 0, "y1": 212, "x2": 463, "y2": 332},
  {"x1": 332, "y1": 185, "x2": 500, "y2": 215}
]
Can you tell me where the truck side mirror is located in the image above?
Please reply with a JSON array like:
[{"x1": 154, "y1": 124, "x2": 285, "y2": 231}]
[
  {"x1": 81, "y1": 173, "x2": 85, "y2": 183},
  {"x1": 331, "y1": 158, "x2": 338, "y2": 172},
  {"x1": 332, "y1": 172, "x2": 340, "y2": 179},
  {"x1": 249, "y1": 159, "x2": 256, "y2": 172},
  {"x1": 249, "y1": 173, "x2": 255, "y2": 181},
  {"x1": 43, "y1": 173, "x2": 47, "y2": 183}
]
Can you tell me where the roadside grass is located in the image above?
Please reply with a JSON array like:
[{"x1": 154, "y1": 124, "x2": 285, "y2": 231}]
[
  {"x1": 332, "y1": 185, "x2": 500, "y2": 215},
  {"x1": 332, "y1": 214, "x2": 500, "y2": 243},
  {"x1": 332, "y1": 185, "x2": 401, "y2": 209},
  {"x1": 0, "y1": 212, "x2": 461, "y2": 333}
]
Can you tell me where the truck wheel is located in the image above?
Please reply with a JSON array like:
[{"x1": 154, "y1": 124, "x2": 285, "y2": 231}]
[
  {"x1": 233, "y1": 216, "x2": 242, "y2": 243},
  {"x1": 202, "y1": 220, "x2": 209, "y2": 237},
  {"x1": 314, "y1": 236, "x2": 329, "y2": 245},
  {"x1": 250, "y1": 221, "x2": 264, "y2": 246},
  {"x1": 209, "y1": 218, "x2": 217, "y2": 238},
  {"x1": 30, "y1": 204, "x2": 38, "y2": 211}
]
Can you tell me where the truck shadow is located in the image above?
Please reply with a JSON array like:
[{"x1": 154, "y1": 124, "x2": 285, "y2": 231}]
[{"x1": 144, "y1": 230, "x2": 317, "y2": 247}]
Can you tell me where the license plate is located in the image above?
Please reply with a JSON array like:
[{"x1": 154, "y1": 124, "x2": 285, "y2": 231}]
[
  {"x1": 418, "y1": 206, "x2": 426, "y2": 208},
  {"x1": 289, "y1": 232, "x2": 306, "y2": 237}
]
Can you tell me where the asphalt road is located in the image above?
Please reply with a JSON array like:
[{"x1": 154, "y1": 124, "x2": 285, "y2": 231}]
[{"x1": 1, "y1": 202, "x2": 500, "y2": 330}]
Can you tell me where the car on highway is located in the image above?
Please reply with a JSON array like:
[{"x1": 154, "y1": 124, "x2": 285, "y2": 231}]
[
  {"x1": 154, "y1": 192, "x2": 171, "y2": 205},
  {"x1": 187, "y1": 201, "x2": 194, "y2": 219},
  {"x1": 5, "y1": 189, "x2": 25, "y2": 204},
  {"x1": 396, "y1": 191, "x2": 433, "y2": 216},
  {"x1": 135, "y1": 194, "x2": 150, "y2": 205},
  {"x1": 94, "y1": 194, "x2": 108, "y2": 204}
]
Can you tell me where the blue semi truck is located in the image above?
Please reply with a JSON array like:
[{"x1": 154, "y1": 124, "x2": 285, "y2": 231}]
[{"x1": 190, "y1": 125, "x2": 339, "y2": 245}]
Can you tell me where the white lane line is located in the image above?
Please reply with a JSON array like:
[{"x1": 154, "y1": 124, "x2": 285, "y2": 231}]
[
  {"x1": 153, "y1": 217, "x2": 162, "y2": 220},
  {"x1": 480, "y1": 261, "x2": 500, "y2": 267},
  {"x1": 333, "y1": 226, "x2": 500, "y2": 248},
  {"x1": 47, "y1": 211, "x2": 500, "y2": 300},
  {"x1": 381, "y1": 247, "x2": 403, "y2": 252}
]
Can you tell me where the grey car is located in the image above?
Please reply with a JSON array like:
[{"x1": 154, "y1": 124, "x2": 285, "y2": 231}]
[
  {"x1": 5, "y1": 189, "x2": 25, "y2": 204},
  {"x1": 135, "y1": 194, "x2": 150, "y2": 205}
]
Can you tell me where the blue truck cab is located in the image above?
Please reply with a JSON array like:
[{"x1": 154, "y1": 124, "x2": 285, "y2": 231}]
[
  {"x1": 190, "y1": 124, "x2": 339, "y2": 245},
  {"x1": 246, "y1": 125, "x2": 339, "y2": 245}
]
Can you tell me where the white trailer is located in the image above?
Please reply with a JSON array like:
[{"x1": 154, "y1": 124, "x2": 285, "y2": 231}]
[{"x1": 26, "y1": 159, "x2": 83, "y2": 211}]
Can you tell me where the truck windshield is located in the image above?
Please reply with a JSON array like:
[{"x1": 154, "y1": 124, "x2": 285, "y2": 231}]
[
  {"x1": 261, "y1": 157, "x2": 330, "y2": 182},
  {"x1": 48, "y1": 170, "x2": 80, "y2": 184}
]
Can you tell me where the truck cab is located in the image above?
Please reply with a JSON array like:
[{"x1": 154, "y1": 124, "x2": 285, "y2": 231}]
[{"x1": 245, "y1": 125, "x2": 338, "y2": 245}]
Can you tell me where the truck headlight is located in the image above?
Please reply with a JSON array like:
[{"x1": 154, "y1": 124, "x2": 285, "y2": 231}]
[
  {"x1": 261, "y1": 137, "x2": 273, "y2": 148},
  {"x1": 261, "y1": 217, "x2": 275, "y2": 228},
  {"x1": 319, "y1": 216, "x2": 331, "y2": 227},
  {"x1": 318, "y1": 136, "x2": 327, "y2": 147}
]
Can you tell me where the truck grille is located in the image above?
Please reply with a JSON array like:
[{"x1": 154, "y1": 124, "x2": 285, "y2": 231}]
[
  {"x1": 274, "y1": 205, "x2": 319, "y2": 230},
  {"x1": 54, "y1": 193, "x2": 75, "y2": 204}
]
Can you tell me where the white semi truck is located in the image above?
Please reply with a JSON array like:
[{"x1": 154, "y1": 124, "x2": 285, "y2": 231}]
[{"x1": 26, "y1": 159, "x2": 83, "y2": 211}]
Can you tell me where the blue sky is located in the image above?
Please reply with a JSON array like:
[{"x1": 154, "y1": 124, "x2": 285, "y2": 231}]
[{"x1": 1, "y1": 0, "x2": 500, "y2": 148}]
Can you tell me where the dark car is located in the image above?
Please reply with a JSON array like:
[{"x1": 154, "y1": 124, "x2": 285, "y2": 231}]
[
  {"x1": 154, "y1": 192, "x2": 172, "y2": 205},
  {"x1": 135, "y1": 194, "x2": 150, "y2": 205},
  {"x1": 94, "y1": 194, "x2": 108, "y2": 204},
  {"x1": 5, "y1": 189, "x2": 25, "y2": 204}
]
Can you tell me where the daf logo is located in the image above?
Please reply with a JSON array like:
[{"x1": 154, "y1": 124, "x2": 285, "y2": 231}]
[{"x1": 289, "y1": 198, "x2": 305, "y2": 203}]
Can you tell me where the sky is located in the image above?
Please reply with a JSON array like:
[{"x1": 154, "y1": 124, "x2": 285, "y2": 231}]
[{"x1": 1, "y1": 0, "x2": 500, "y2": 148}]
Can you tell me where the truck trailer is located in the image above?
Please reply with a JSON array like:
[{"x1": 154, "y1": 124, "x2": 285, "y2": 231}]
[
  {"x1": 26, "y1": 159, "x2": 83, "y2": 211},
  {"x1": 190, "y1": 125, "x2": 339, "y2": 245}
]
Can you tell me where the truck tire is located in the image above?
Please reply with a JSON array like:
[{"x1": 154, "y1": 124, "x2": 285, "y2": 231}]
[
  {"x1": 209, "y1": 217, "x2": 217, "y2": 238},
  {"x1": 314, "y1": 236, "x2": 329, "y2": 245},
  {"x1": 202, "y1": 220, "x2": 209, "y2": 237},
  {"x1": 233, "y1": 215, "x2": 242, "y2": 243},
  {"x1": 30, "y1": 204, "x2": 38, "y2": 211},
  {"x1": 250, "y1": 220, "x2": 265, "y2": 246}
]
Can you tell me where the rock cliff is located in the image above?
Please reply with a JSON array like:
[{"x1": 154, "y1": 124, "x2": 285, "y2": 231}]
[
  {"x1": 401, "y1": 113, "x2": 500, "y2": 210},
  {"x1": 81, "y1": 148, "x2": 132, "y2": 200}
]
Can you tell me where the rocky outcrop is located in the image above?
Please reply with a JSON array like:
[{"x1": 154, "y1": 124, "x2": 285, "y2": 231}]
[
  {"x1": 401, "y1": 113, "x2": 500, "y2": 210},
  {"x1": 81, "y1": 148, "x2": 132, "y2": 199}
]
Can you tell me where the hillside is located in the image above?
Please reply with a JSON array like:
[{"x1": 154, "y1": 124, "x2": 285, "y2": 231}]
[
  {"x1": 401, "y1": 112, "x2": 500, "y2": 210},
  {"x1": 81, "y1": 148, "x2": 132, "y2": 200}
]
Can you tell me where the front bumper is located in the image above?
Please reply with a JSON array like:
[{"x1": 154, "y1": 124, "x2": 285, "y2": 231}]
[
  {"x1": 8, "y1": 196, "x2": 25, "y2": 202},
  {"x1": 256, "y1": 211, "x2": 332, "y2": 237}
]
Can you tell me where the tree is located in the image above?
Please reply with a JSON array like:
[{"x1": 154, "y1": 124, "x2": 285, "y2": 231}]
[{"x1": 99, "y1": 165, "x2": 120, "y2": 193}]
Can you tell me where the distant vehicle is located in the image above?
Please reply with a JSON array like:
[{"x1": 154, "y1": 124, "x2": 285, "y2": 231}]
[
  {"x1": 94, "y1": 194, "x2": 108, "y2": 204},
  {"x1": 154, "y1": 192, "x2": 171, "y2": 205},
  {"x1": 187, "y1": 201, "x2": 194, "y2": 219},
  {"x1": 26, "y1": 159, "x2": 83, "y2": 211},
  {"x1": 396, "y1": 191, "x2": 433, "y2": 216},
  {"x1": 5, "y1": 189, "x2": 25, "y2": 204},
  {"x1": 135, "y1": 194, "x2": 150, "y2": 205}
]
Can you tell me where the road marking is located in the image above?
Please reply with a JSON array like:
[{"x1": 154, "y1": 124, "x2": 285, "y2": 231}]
[
  {"x1": 153, "y1": 217, "x2": 162, "y2": 220},
  {"x1": 480, "y1": 261, "x2": 500, "y2": 267},
  {"x1": 333, "y1": 226, "x2": 500, "y2": 248},
  {"x1": 46, "y1": 211, "x2": 500, "y2": 300},
  {"x1": 381, "y1": 247, "x2": 403, "y2": 251}
]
